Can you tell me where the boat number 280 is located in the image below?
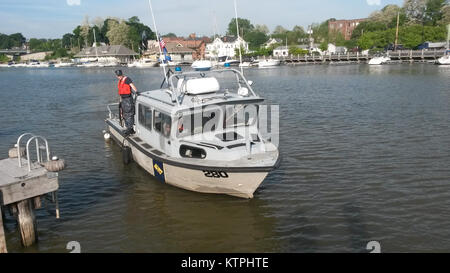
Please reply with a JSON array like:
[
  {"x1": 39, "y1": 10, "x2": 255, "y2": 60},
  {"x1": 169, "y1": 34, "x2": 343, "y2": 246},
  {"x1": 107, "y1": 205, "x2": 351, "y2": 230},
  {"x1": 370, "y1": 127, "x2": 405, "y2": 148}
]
[{"x1": 203, "y1": 170, "x2": 229, "y2": 178}]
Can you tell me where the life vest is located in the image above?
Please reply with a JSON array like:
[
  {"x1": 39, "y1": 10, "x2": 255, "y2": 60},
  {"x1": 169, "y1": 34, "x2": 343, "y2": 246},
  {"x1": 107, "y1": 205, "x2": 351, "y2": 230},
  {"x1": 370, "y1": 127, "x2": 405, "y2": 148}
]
[{"x1": 118, "y1": 76, "x2": 131, "y2": 95}]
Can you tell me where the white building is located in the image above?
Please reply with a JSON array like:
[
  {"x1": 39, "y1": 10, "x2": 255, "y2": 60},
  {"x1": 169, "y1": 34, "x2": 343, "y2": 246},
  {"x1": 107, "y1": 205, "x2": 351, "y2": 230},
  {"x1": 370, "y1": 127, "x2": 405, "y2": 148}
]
[
  {"x1": 263, "y1": 38, "x2": 282, "y2": 49},
  {"x1": 273, "y1": 46, "x2": 289, "y2": 57},
  {"x1": 326, "y1": 44, "x2": 347, "y2": 54},
  {"x1": 205, "y1": 36, "x2": 249, "y2": 58}
]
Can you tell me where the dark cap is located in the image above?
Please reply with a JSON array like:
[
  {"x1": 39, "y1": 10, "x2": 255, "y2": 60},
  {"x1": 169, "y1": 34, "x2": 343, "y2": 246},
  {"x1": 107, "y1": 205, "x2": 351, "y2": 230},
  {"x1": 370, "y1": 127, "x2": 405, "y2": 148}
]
[{"x1": 115, "y1": 70, "x2": 123, "y2": 76}]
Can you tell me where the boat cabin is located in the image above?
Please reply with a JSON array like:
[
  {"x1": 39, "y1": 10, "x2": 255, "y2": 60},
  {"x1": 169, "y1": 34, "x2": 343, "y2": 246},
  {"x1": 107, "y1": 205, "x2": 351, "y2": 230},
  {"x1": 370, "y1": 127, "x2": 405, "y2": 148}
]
[{"x1": 132, "y1": 69, "x2": 266, "y2": 161}]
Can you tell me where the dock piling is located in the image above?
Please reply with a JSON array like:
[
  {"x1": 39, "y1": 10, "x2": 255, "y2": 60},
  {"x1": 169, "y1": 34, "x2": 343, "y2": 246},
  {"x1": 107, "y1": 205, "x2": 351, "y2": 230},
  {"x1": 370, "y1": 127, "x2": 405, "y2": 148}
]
[
  {"x1": 16, "y1": 199, "x2": 37, "y2": 247},
  {"x1": 0, "y1": 206, "x2": 7, "y2": 253}
]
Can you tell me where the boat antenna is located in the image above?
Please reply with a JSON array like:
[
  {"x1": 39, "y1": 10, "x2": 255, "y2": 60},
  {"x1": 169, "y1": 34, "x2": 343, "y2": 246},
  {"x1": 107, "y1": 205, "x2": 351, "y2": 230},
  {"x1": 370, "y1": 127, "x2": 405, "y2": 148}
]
[
  {"x1": 148, "y1": 0, "x2": 168, "y2": 87},
  {"x1": 234, "y1": 0, "x2": 244, "y2": 74}
]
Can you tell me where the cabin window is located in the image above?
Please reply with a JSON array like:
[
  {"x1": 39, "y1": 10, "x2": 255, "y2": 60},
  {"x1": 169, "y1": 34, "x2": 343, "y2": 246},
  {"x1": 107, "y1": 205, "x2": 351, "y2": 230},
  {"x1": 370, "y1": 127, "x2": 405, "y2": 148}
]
[
  {"x1": 176, "y1": 108, "x2": 219, "y2": 137},
  {"x1": 224, "y1": 104, "x2": 258, "y2": 128},
  {"x1": 138, "y1": 104, "x2": 152, "y2": 131},
  {"x1": 180, "y1": 145, "x2": 206, "y2": 159},
  {"x1": 154, "y1": 110, "x2": 172, "y2": 137}
]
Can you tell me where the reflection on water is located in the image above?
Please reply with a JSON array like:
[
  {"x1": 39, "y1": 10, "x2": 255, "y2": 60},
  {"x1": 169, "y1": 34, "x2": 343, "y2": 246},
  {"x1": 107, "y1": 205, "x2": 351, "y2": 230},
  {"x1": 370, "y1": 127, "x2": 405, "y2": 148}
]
[{"x1": 0, "y1": 64, "x2": 449, "y2": 252}]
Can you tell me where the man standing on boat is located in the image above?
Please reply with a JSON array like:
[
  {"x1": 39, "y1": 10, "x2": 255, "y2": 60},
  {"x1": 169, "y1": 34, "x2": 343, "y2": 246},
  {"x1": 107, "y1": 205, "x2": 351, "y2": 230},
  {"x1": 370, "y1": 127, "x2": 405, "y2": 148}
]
[{"x1": 115, "y1": 70, "x2": 138, "y2": 136}]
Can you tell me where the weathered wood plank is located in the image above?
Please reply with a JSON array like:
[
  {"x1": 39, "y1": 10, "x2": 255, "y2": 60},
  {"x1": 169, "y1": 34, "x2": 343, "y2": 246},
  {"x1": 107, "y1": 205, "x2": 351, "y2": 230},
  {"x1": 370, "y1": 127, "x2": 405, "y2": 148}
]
[
  {"x1": 33, "y1": 196, "x2": 42, "y2": 210},
  {"x1": 1, "y1": 175, "x2": 58, "y2": 205},
  {"x1": 16, "y1": 200, "x2": 37, "y2": 247},
  {"x1": 0, "y1": 206, "x2": 7, "y2": 253}
]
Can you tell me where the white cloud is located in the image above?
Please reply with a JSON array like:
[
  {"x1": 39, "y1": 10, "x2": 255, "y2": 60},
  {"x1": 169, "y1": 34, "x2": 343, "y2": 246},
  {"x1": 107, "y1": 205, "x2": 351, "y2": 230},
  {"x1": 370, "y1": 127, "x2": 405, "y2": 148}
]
[
  {"x1": 366, "y1": 0, "x2": 381, "y2": 5},
  {"x1": 67, "y1": 0, "x2": 81, "y2": 6}
]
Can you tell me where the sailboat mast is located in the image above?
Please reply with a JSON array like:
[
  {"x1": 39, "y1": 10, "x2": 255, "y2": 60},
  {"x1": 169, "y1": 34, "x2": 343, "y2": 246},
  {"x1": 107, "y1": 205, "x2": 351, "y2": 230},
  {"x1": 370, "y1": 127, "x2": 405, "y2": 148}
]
[
  {"x1": 93, "y1": 27, "x2": 98, "y2": 59},
  {"x1": 148, "y1": 0, "x2": 168, "y2": 85},
  {"x1": 447, "y1": 24, "x2": 450, "y2": 51},
  {"x1": 234, "y1": 0, "x2": 244, "y2": 74},
  {"x1": 394, "y1": 12, "x2": 400, "y2": 51}
]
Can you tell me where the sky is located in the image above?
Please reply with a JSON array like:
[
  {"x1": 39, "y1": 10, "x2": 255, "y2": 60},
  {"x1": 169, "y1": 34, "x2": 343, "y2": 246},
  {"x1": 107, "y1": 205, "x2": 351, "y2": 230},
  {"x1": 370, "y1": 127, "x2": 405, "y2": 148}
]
[{"x1": 0, "y1": 0, "x2": 404, "y2": 39}]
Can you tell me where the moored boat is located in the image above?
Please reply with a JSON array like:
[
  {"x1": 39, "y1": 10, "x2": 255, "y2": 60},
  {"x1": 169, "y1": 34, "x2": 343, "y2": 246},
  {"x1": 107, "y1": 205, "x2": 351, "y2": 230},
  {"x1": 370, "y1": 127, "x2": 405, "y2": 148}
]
[
  {"x1": 258, "y1": 59, "x2": 281, "y2": 68},
  {"x1": 368, "y1": 56, "x2": 391, "y2": 65},
  {"x1": 192, "y1": 60, "x2": 213, "y2": 71},
  {"x1": 105, "y1": 69, "x2": 280, "y2": 199},
  {"x1": 437, "y1": 54, "x2": 450, "y2": 65}
]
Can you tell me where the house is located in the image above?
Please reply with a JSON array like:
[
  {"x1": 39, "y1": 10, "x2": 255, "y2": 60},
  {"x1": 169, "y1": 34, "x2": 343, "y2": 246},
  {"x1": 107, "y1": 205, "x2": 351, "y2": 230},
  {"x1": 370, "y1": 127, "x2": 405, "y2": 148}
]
[
  {"x1": 327, "y1": 44, "x2": 347, "y2": 54},
  {"x1": 328, "y1": 18, "x2": 367, "y2": 40},
  {"x1": 145, "y1": 42, "x2": 195, "y2": 63},
  {"x1": 273, "y1": 46, "x2": 289, "y2": 57},
  {"x1": 74, "y1": 45, "x2": 138, "y2": 63},
  {"x1": 263, "y1": 38, "x2": 283, "y2": 49},
  {"x1": 205, "y1": 36, "x2": 249, "y2": 58},
  {"x1": 159, "y1": 34, "x2": 208, "y2": 60},
  {"x1": 298, "y1": 44, "x2": 323, "y2": 54}
]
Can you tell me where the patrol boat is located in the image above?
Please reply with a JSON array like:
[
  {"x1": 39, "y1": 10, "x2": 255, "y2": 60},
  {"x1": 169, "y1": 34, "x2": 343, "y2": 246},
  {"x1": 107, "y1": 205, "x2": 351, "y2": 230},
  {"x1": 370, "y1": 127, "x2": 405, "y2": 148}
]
[{"x1": 105, "y1": 69, "x2": 280, "y2": 198}]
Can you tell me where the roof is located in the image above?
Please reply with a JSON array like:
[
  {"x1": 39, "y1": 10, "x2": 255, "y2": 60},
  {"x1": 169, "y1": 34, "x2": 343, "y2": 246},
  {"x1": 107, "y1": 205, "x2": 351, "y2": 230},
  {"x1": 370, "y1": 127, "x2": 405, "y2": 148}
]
[
  {"x1": 146, "y1": 42, "x2": 195, "y2": 55},
  {"x1": 266, "y1": 38, "x2": 283, "y2": 44},
  {"x1": 221, "y1": 36, "x2": 238, "y2": 43},
  {"x1": 74, "y1": 45, "x2": 138, "y2": 58}
]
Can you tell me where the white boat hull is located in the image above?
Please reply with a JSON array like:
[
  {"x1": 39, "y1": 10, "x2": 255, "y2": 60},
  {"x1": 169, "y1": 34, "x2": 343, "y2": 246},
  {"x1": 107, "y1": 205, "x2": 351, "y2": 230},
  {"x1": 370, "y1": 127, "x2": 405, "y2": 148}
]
[
  {"x1": 258, "y1": 59, "x2": 281, "y2": 67},
  {"x1": 192, "y1": 60, "x2": 213, "y2": 71},
  {"x1": 368, "y1": 57, "x2": 391, "y2": 65},
  {"x1": 437, "y1": 55, "x2": 450, "y2": 65},
  {"x1": 107, "y1": 121, "x2": 274, "y2": 199}
]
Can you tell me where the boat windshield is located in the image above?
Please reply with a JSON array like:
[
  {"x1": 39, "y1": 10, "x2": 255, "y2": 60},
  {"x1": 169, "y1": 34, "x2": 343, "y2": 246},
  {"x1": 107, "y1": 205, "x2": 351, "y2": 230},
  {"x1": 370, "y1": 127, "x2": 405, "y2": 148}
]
[{"x1": 176, "y1": 104, "x2": 258, "y2": 138}]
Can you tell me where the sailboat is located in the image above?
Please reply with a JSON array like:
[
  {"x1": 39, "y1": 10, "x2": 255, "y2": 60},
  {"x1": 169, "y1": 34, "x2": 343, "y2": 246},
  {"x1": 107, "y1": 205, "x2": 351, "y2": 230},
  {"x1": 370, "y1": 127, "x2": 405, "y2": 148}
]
[{"x1": 437, "y1": 24, "x2": 450, "y2": 65}]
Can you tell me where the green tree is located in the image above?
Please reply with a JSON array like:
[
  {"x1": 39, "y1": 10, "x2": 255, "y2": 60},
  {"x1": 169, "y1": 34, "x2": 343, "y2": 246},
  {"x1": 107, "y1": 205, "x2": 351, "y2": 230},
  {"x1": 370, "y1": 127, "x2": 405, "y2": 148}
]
[
  {"x1": 162, "y1": 33, "x2": 177, "y2": 38},
  {"x1": 8, "y1": 33, "x2": 26, "y2": 47},
  {"x1": 369, "y1": 4, "x2": 402, "y2": 26},
  {"x1": 255, "y1": 24, "x2": 270, "y2": 34},
  {"x1": 0, "y1": 54, "x2": 10, "y2": 63},
  {"x1": 244, "y1": 31, "x2": 268, "y2": 49},
  {"x1": 127, "y1": 16, "x2": 155, "y2": 53},
  {"x1": 227, "y1": 18, "x2": 254, "y2": 36},
  {"x1": 62, "y1": 33, "x2": 74, "y2": 49},
  {"x1": 106, "y1": 20, "x2": 131, "y2": 47},
  {"x1": 424, "y1": 0, "x2": 447, "y2": 26},
  {"x1": 273, "y1": 25, "x2": 288, "y2": 35},
  {"x1": 403, "y1": 0, "x2": 427, "y2": 24},
  {"x1": 439, "y1": 5, "x2": 450, "y2": 24}
]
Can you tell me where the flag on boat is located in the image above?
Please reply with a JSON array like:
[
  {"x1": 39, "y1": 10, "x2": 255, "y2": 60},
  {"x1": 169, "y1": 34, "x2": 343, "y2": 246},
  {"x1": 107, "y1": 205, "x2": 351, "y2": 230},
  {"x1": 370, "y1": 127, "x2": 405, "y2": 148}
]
[{"x1": 159, "y1": 37, "x2": 166, "y2": 49}]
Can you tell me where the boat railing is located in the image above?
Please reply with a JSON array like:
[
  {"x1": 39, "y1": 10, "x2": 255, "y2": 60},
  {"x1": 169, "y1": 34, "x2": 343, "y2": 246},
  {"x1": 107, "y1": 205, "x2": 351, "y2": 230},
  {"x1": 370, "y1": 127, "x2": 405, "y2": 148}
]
[
  {"x1": 168, "y1": 69, "x2": 257, "y2": 106},
  {"x1": 107, "y1": 103, "x2": 120, "y2": 120}
]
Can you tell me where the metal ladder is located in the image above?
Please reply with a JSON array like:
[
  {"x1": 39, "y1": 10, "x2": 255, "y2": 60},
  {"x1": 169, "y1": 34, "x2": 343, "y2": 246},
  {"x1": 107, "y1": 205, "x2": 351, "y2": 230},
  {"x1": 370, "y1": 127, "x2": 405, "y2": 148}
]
[{"x1": 16, "y1": 133, "x2": 50, "y2": 172}]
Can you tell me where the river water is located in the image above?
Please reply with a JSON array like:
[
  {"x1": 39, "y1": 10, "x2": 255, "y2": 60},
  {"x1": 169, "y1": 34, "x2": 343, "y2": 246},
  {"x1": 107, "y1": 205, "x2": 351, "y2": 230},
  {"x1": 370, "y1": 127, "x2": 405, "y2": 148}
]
[{"x1": 0, "y1": 64, "x2": 449, "y2": 253}]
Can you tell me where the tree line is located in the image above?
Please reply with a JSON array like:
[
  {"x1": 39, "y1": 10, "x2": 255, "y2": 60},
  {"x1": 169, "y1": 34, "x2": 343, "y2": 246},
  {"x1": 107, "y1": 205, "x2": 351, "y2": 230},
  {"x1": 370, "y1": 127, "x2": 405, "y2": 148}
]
[
  {"x1": 228, "y1": 0, "x2": 449, "y2": 56},
  {"x1": 0, "y1": 16, "x2": 155, "y2": 61},
  {"x1": 2, "y1": 1, "x2": 449, "y2": 61}
]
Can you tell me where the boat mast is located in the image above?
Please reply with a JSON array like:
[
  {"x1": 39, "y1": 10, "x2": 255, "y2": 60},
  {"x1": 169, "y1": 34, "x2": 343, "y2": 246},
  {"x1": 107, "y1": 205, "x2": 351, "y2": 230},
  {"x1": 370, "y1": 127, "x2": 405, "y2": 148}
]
[
  {"x1": 234, "y1": 0, "x2": 244, "y2": 74},
  {"x1": 394, "y1": 12, "x2": 400, "y2": 51},
  {"x1": 93, "y1": 27, "x2": 98, "y2": 60},
  {"x1": 148, "y1": 0, "x2": 168, "y2": 85},
  {"x1": 447, "y1": 24, "x2": 450, "y2": 52}
]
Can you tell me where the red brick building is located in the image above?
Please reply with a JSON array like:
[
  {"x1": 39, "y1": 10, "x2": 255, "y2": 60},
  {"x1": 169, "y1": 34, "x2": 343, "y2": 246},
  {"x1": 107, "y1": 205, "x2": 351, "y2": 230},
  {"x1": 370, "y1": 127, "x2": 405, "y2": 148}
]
[
  {"x1": 328, "y1": 18, "x2": 367, "y2": 40},
  {"x1": 162, "y1": 34, "x2": 210, "y2": 60}
]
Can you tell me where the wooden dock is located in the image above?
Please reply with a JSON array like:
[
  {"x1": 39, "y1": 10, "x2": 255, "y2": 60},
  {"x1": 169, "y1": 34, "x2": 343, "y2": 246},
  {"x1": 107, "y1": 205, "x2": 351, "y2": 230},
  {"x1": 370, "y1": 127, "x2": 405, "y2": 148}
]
[
  {"x1": 0, "y1": 134, "x2": 65, "y2": 253},
  {"x1": 267, "y1": 49, "x2": 447, "y2": 65}
]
